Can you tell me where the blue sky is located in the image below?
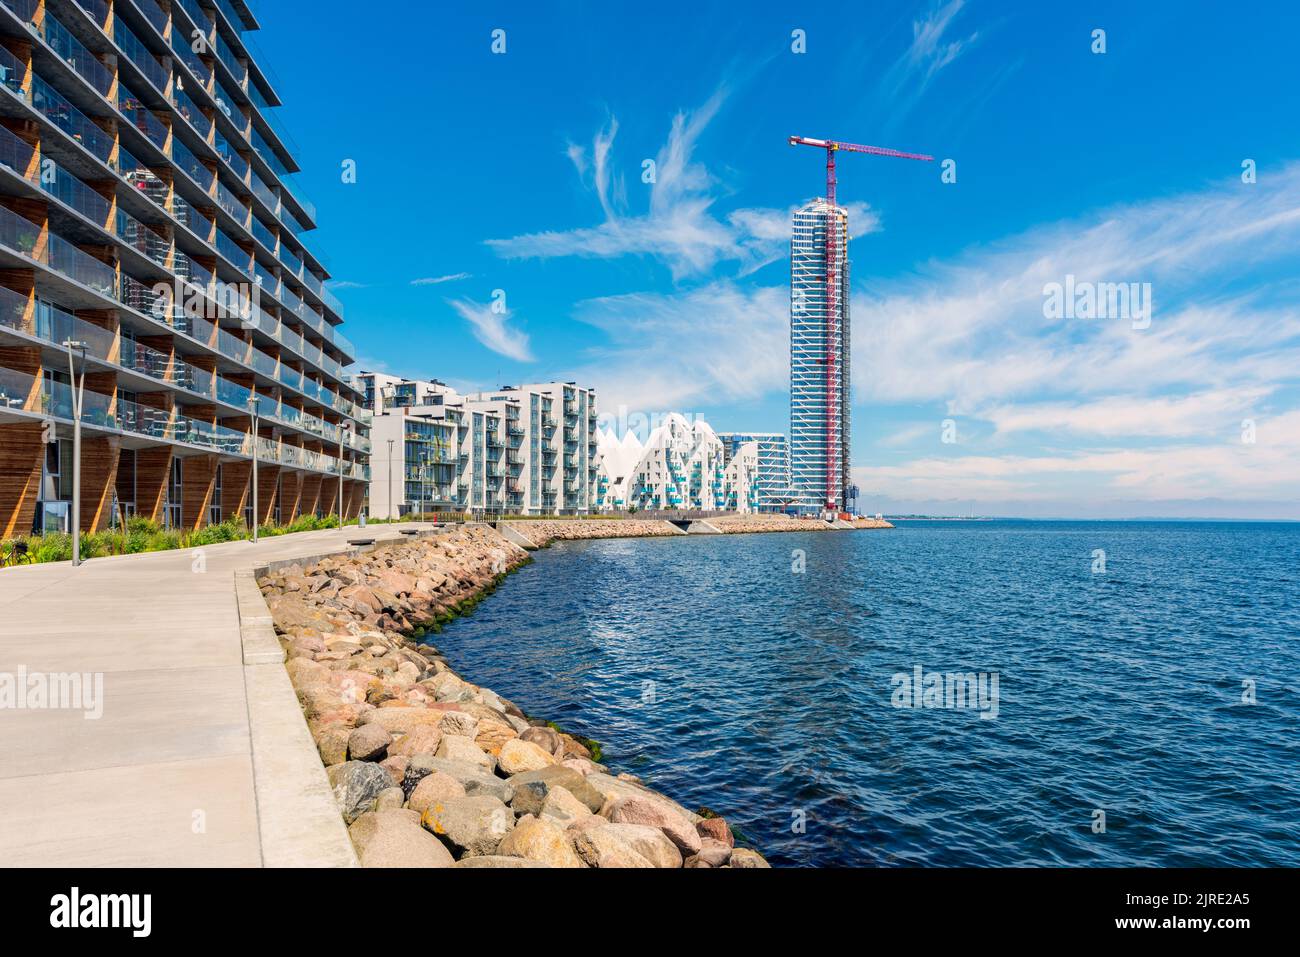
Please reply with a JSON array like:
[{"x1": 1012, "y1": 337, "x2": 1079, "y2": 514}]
[{"x1": 253, "y1": 0, "x2": 1300, "y2": 517}]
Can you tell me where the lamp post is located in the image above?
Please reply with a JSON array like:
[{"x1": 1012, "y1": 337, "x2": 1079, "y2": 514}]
[
  {"x1": 338, "y1": 420, "x2": 352, "y2": 525},
  {"x1": 247, "y1": 395, "x2": 259, "y2": 543},
  {"x1": 64, "y1": 339, "x2": 87, "y2": 567},
  {"x1": 386, "y1": 438, "x2": 395, "y2": 520}
]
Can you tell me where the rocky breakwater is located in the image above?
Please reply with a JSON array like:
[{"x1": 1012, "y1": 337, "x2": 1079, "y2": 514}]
[
  {"x1": 851, "y1": 517, "x2": 894, "y2": 529},
  {"x1": 259, "y1": 524, "x2": 768, "y2": 869},
  {"x1": 501, "y1": 518, "x2": 681, "y2": 548},
  {"x1": 709, "y1": 514, "x2": 833, "y2": 534}
]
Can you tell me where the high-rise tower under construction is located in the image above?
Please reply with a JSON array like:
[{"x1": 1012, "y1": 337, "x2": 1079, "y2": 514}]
[{"x1": 789, "y1": 198, "x2": 850, "y2": 513}]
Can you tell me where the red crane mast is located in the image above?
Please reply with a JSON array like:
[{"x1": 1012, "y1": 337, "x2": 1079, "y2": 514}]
[{"x1": 788, "y1": 136, "x2": 933, "y2": 511}]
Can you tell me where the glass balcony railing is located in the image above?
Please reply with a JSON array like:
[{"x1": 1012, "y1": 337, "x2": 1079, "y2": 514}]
[
  {"x1": 213, "y1": 175, "x2": 249, "y2": 225},
  {"x1": 22, "y1": 6, "x2": 115, "y2": 98},
  {"x1": 113, "y1": 21, "x2": 169, "y2": 94},
  {"x1": 215, "y1": 227, "x2": 250, "y2": 272},
  {"x1": 43, "y1": 161, "x2": 111, "y2": 227},
  {"x1": 172, "y1": 137, "x2": 215, "y2": 191},
  {"x1": 251, "y1": 171, "x2": 277, "y2": 213},
  {"x1": 251, "y1": 215, "x2": 275, "y2": 252},
  {"x1": 73, "y1": 0, "x2": 110, "y2": 29},
  {"x1": 174, "y1": 85, "x2": 213, "y2": 140},
  {"x1": 214, "y1": 31, "x2": 247, "y2": 86},
  {"x1": 135, "y1": 0, "x2": 169, "y2": 37},
  {"x1": 118, "y1": 88, "x2": 169, "y2": 150},
  {"x1": 28, "y1": 73, "x2": 113, "y2": 163}
]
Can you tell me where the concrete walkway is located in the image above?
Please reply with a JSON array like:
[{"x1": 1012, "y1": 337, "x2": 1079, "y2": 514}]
[{"x1": 0, "y1": 523, "x2": 434, "y2": 867}]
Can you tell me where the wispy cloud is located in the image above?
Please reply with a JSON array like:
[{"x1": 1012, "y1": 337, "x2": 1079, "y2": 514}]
[
  {"x1": 448, "y1": 298, "x2": 534, "y2": 362},
  {"x1": 327, "y1": 280, "x2": 367, "y2": 290},
  {"x1": 411, "y1": 273, "x2": 471, "y2": 286},
  {"x1": 877, "y1": 0, "x2": 982, "y2": 131},
  {"x1": 569, "y1": 281, "x2": 788, "y2": 411},
  {"x1": 486, "y1": 86, "x2": 878, "y2": 279}
]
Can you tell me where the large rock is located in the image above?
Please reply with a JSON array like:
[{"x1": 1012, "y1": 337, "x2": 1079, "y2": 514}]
[
  {"x1": 437, "y1": 735, "x2": 495, "y2": 773},
  {"x1": 539, "y1": 786, "x2": 595, "y2": 829},
  {"x1": 347, "y1": 723, "x2": 392, "y2": 761},
  {"x1": 496, "y1": 816, "x2": 585, "y2": 868},
  {"x1": 474, "y1": 719, "x2": 518, "y2": 756},
  {"x1": 408, "y1": 770, "x2": 467, "y2": 814},
  {"x1": 519, "y1": 725, "x2": 562, "y2": 755},
  {"x1": 581, "y1": 823, "x2": 682, "y2": 868},
  {"x1": 328, "y1": 761, "x2": 399, "y2": 824},
  {"x1": 349, "y1": 810, "x2": 455, "y2": 867},
  {"x1": 360, "y1": 707, "x2": 447, "y2": 734},
  {"x1": 729, "y1": 848, "x2": 771, "y2": 868},
  {"x1": 570, "y1": 824, "x2": 655, "y2": 868},
  {"x1": 414, "y1": 756, "x2": 514, "y2": 804},
  {"x1": 498, "y1": 738, "x2": 558, "y2": 775},
  {"x1": 438, "y1": 711, "x2": 479, "y2": 738},
  {"x1": 697, "y1": 816, "x2": 734, "y2": 847},
  {"x1": 315, "y1": 726, "x2": 350, "y2": 766},
  {"x1": 388, "y1": 725, "x2": 443, "y2": 759},
  {"x1": 586, "y1": 772, "x2": 701, "y2": 823},
  {"x1": 420, "y1": 794, "x2": 514, "y2": 857},
  {"x1": 606, "y1": 795, "x2": 702, "y2": 856},
  {"x1": 685, "y1": 838, "x2": 733, "y2": 868},
  {"x1": 508, "y1": 766, "x2": 604, "y2": 816}
]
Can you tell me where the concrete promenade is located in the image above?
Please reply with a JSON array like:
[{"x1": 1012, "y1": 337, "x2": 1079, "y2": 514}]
[{"x1": 0, "y1": 523, "x2": 434, "y2": 867}]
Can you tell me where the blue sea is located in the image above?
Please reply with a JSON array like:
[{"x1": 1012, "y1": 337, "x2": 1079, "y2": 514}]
[{"x1": 427, "y1": 521, "x2": 1299, "y2": 866}]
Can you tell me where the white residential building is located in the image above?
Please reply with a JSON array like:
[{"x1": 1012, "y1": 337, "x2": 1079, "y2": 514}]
[
  {"x1": 717, "y1": 432, "x2": 799, "y2": 512},
  {"x1": 354, "y1": 373, "x2": 598, "y2": 517},
  {"x1": 595, "y1": 413, "x2": 760, "y2": 513}
]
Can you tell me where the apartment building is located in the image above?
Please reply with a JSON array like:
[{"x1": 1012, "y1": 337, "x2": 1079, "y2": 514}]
[
  {"x1": 717, "y1": 431, "x2": 797, "y2": 513},
  {"x1": 355, "y1": 373, "x2": 598, "y2": 518},
  {"x1": 0, "y1": 0, "x2": 369, "y2": 536},
  {"x1": 598, "y1": 413, "x2": 759, "y2": 513}
]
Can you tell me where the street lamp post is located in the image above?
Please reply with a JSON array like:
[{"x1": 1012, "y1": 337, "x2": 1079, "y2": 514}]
[
  {"x1": 387, "y1": 438, "x2": 395, "y2": 520},
  {"x1": 248, "y1": 396, "x2": 259, "y2": 543},
  {"x1": 64, "y1": 339, "x2": 87, "y2": 567}
]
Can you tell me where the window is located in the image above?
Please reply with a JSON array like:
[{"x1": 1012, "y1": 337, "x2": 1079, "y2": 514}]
[
  {"x1": 209, "y1": 463, "x2": 223, "y2": 525},
  {"x1": 165, "y1": 457, "x2": 183, "y2": 528}
]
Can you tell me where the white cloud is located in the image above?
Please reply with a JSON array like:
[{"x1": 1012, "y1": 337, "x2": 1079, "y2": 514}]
[
  {"x1": 411, "y1": 273, "x2": 471, "y2": 286},
  {"x1": 568, "y1": 281, "x2": 788, "y2": 411},
  {"x1": 486, "y1": 87, "x2": 879, "y2": 279},
  {"x1": 448, "y1": 298, "x2": 534, "y2": 363}
]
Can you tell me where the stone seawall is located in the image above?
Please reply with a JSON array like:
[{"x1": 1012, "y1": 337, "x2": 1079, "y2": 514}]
[
  {"x1": 500, "y1": 519, "x2": 682, "y2": 548},
  {"x1": 259, "y1": 524, "x2": 767, "y2": 869}
]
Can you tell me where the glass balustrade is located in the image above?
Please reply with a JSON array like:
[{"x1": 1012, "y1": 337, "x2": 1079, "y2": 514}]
[
  {"x1": 29, "y1": 73, "x2": 113, "y2": 162},
  {"x1": 214, "y1": 31, "x2": 247, "y2": 85},
  {"x1": 114, "y1": 21, "x2": 168, "y2": 93},
  {"x1": 172, "y1": 137, "x2": 215, "y2": 191},
  {"x1": 118, "y1": 88, "x2": 169, "y2": 150},
  {"x1": 73, "y1": 0, "x2": 110, "y2": 28},
  {"x1": 0, "y1": 123, "x2": 35, "y2": 180},
  {"x1": 251, "y1": 171, "x2": 277, "y2": 213},
  {"x1": 213, "y1": 176, "x2": 249, "y2": 224},
  {"x1": 44, "y1": 162, "x2": 111, "y2": 226},
  {"x1": 174, "y1": 85, "x2": 213, "y2": 139},
  {"x1": 215, "y1": 131, "x2": 248, "y2": 180},
  {"x1": 215, "y1": 227, "x2": 249, "y2": 271},
  {"x1": 29, "y1": 8, "x2": 115, "y2": 98},
  {"x1": 135, "y1": 0, "x2": 169, "y2": 37},
  {"x1": 250, "y1": 215, "x2": 275, "y2": 251}
]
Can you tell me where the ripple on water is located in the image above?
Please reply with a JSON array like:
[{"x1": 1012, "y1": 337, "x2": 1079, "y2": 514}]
[{"x1": 427, "y1": 521, "x2": 1300, "y2": 866}]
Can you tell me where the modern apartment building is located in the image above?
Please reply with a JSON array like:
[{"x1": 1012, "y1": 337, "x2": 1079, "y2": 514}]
[
  {"x1": 596, "y1": 413, "x2": 759, "y2": 513},
  {"x1": 717, "y1": 431, "x2": 797, "y2": 512},
  {"x1": 790, "y1": 198, "x2": 851, "y2": 513},
  {"x1": 0, "y1": 0, "x2": 369, "y2": 537},
  {"x1": 355, "y1": 372, "x2": 598, "y2": 518}
]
